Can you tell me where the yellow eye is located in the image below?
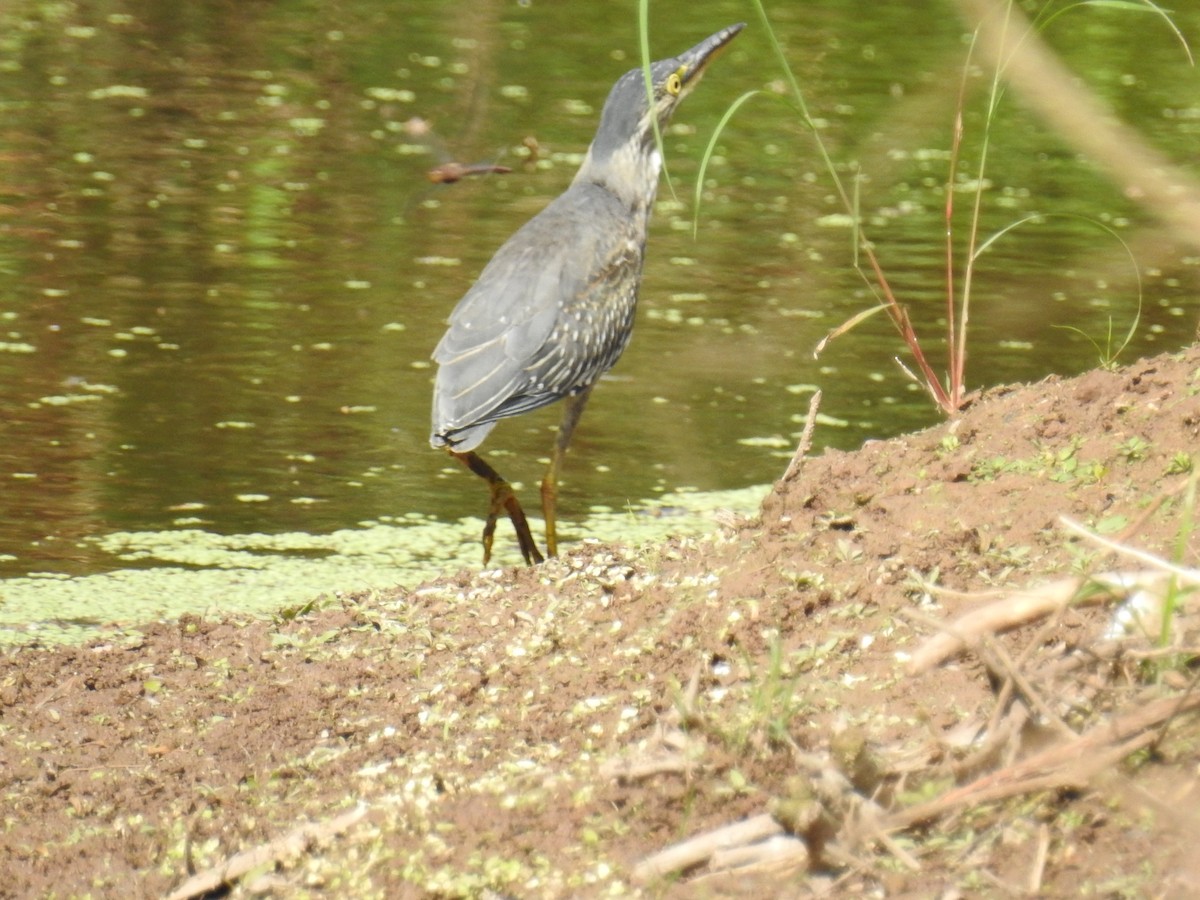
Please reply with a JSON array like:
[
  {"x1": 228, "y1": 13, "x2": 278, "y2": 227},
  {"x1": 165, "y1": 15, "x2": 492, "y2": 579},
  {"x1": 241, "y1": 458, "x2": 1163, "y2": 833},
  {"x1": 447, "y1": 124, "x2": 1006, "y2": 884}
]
[{"x1": 665, "y1": 70, "x2": 683, "y2": 96}]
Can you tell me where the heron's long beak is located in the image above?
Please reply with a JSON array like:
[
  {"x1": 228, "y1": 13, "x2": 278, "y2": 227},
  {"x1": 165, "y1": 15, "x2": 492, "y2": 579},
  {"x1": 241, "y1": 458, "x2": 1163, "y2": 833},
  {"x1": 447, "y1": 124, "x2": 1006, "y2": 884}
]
[{"x1": 678, "y1": 23, "x2": 745, "y2": 91}]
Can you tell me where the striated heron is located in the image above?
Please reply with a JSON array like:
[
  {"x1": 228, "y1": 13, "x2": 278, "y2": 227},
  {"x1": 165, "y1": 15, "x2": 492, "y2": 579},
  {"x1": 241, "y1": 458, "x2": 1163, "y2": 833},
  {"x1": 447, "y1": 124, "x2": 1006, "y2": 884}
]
[{"x1": 431, "y1": 23, "x2": 743, "y2": 565}]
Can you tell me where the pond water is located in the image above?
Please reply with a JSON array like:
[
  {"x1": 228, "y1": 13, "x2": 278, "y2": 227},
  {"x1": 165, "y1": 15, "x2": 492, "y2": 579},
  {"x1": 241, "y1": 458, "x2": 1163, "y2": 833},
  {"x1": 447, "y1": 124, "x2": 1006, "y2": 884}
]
[{"x1": 2, "y1": 0, "x2": 1198, "y2": 637}]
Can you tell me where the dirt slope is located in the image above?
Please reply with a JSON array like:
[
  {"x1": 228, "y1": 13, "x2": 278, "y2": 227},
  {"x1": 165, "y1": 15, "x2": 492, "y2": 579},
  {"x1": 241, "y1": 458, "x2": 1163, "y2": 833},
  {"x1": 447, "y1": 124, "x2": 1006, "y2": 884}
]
[{"x1": 2, "y1": 345, "x2": 1198, "y2": 898}]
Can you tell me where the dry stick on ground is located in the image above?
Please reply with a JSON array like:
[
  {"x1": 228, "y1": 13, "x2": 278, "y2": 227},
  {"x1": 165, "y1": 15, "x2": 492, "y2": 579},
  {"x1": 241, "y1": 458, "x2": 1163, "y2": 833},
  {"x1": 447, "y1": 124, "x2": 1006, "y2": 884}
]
[
  {"x1": 1128, "y1": 644, "x2": 1200, "y2": 661},
  {"x1": 604, "y1": 671, "x2": 708, "y2": 782},
  {"x1": 630, "y1": 814, "x2": 788, "y2": 884},
  {"x1": 886, "y1": 689, "x2": 1200, "y2": 831},
  {"x1": 952, "y1": 701, "x2": 1029, "y2": 780},
  {"x1": 905, "y1": 575, "x2": 1123, "y2": 674},
  {"x1": 1060, "y1": 517, "x2": 1200, "y2": 587},
  {"x1": 782, "y1": 389, "x2": 822, "y2": 483},
  {"x1": 907, "y1": 506, "x2": 1198, "y2": 673},
  {"x1": 600, "y1": 728, "x2": 706, "y2": 783},
  {"x1": 600, "y1": 749, "x2": 698, "y2": 782},
  {"x1": 692, "y1": 835, "x2": 810, "y2": 883},
  {"x1": 974, "y1": 594, "x2": 1084, "y2": 751},
  {"x1": 631, "y1": 743, "x2": 916, "y2": 886},
  {"x1": 32, "y1": 675, "x2": 80, "y2": 711},
  {"x1": 904, "y1": 607, "x2": 1035, "y2": 775},
  {"x1": 978, "y1": 635, "x2": 1077, "y2": 741},
  {"x1": 165, "y1": 803, "x2": 368, "y2": 900},
  {"x1": 1029, "y1": 822, "x2": 1051, "y2": 895}
]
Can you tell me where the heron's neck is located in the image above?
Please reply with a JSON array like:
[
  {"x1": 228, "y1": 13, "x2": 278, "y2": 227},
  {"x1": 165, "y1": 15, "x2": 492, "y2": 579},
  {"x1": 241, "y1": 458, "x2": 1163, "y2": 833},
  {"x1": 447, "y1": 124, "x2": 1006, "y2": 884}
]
[{"x1": 573, "y1": 139, "x2": 662, "y2": 221}]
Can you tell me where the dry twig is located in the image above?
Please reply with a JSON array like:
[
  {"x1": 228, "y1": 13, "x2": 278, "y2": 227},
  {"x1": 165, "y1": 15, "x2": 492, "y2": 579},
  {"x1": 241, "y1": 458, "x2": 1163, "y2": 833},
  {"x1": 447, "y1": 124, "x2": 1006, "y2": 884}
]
[
  {"x1": 1060, "y1": 517, "x2": 1200, "y2": 586},
  {"x1": 165, "y1": 803, "x2": 368, "y2": 900},
  {"x1": 906, "y1": 574, "x2": 1131, "y2": 674},
  {"x1": 887, "y1": 690, "x2": 1200, "y2": 831},
  {"x1": 782, "y1": 390, "x2": 822, "y2": 483},
  {"x1": 631, "y1": 813, "x2": 785, "y2": 884},
  {"x1": 1029, "y1": 822, "x2": 1051, "y2": 895},
  {"x1": 978, "y1": 635, "x2": 1077, "y2": 741}
]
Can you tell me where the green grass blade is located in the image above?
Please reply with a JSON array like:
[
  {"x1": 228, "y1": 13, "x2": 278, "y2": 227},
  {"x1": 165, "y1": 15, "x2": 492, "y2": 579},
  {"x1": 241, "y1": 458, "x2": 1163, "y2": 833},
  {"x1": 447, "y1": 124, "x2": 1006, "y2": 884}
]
[
  {"x1": 1037, "y1": 1, "x2": 1194, "y2": 66},
  {"x1": 983, "y1": 213, "x2": 1143, "y2": 367},
  {"x1": 749, "y1": 0, "x2": 807, "y2": 117},
  {"x1": 813, "y1": 303, "x2": 892, "y2": 357},
  {"x1": 693, "y1": 90, "x2": 767, "y2": 236},
  {"x1": 637, "y1": 0, "x2": 673, "y2": 196}
]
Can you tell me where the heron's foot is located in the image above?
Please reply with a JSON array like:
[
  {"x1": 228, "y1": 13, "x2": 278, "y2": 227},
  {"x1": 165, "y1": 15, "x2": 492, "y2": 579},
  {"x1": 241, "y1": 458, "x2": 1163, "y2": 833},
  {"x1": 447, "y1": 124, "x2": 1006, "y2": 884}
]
[
  {"x1": 484, "y1": 480, "x2": 544, "y2": 567},
  {"x1": 450, "y1": 449, "x2": 545, "y2": 567}
]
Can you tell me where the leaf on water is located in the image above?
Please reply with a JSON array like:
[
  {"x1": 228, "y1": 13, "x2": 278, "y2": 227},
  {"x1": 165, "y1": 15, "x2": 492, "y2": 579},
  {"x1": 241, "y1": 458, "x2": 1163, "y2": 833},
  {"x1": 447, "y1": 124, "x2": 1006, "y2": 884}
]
[
  {"x1": 36, "y1": 394, "x2": 103, "y2": 406},
  {"x1": 737, "y1": 435, "x2": 791, "y2": 448},
  {"x1": 87, "y1": 85, "x2": 148, "y2": 100},
  {"x1": 815, "y1": 213, "x2": 855, "y2": 228}
]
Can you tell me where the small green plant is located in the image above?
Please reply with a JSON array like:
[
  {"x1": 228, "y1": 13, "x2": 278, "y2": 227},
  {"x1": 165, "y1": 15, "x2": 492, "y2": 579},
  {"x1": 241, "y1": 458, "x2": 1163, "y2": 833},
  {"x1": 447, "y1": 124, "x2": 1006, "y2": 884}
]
[
  {"x1": 835, "y1": 538, "x2": 863, "y2": 563},
  {"x1": 1055, "y1": 300, "x2": 1142, "y2": 370},
  {"x1": 1165, "y1": 451, "x2": 1193, "y2": 476},
  {"x1": 707, "y1": 630, "x2": 806, "y2": 754},
  {"x1": 1118, "y1": 435, "x2": 1151, "y2": 462},
  {"x1": 275, "y1": 596, "x2": 320, "y2": 622}
]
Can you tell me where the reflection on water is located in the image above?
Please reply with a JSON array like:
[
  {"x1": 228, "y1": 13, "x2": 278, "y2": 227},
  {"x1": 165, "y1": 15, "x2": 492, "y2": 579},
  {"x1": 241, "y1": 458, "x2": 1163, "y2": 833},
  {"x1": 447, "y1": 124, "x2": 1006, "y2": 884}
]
[{"x1": 1, "y1": 1, "x2": 1198, "y2": 596}]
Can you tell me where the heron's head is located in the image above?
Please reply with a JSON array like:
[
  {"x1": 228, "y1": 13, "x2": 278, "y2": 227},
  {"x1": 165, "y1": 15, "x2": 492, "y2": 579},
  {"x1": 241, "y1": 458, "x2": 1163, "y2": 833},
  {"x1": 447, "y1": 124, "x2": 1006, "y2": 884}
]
[{"x1": 584, "y1": 23, "x2": 743, "y2": 180}]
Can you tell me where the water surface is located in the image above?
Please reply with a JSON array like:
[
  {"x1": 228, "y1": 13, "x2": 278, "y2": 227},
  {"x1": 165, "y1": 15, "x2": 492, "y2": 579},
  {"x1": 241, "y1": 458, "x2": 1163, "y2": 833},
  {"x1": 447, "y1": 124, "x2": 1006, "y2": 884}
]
[{"x1": 1, "y1": 0, "x2": 1197, "y2": 635}]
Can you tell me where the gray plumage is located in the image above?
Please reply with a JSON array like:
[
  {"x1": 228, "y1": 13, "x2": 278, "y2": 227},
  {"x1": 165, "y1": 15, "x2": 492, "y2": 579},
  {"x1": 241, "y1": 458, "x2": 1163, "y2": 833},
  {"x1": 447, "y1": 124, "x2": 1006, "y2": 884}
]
[
  {"x1": 430, "y1": 24, "x2": 743, "y2": 453},
  {"x1": 430, "y1": 182, "x2": 645, "y2": 451}
]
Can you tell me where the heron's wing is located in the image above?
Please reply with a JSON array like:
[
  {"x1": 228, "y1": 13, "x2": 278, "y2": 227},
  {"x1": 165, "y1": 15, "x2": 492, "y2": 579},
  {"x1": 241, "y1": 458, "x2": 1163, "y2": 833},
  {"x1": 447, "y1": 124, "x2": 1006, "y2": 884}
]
[{"x1": 431, "y1": 183, "x2": 638, "y2": 448}]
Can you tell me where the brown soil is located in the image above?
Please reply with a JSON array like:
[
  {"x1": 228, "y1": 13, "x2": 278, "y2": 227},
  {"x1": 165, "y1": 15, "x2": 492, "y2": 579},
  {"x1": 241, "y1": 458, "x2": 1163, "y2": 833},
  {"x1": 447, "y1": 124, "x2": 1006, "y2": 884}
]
[{"x1": 3, "y1": 346, "x2": 1199, "y2": 898}]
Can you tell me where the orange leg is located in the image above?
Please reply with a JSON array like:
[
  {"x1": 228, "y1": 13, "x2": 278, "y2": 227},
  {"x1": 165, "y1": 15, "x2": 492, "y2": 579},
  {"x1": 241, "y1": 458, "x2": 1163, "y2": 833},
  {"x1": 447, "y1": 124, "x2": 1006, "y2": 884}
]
[
  {"x1": 450, "y1": 450, "x2": 544, "y2": 566},
  {"x1": 540, "y1": 387, "x2": 592, "y2": 558}
]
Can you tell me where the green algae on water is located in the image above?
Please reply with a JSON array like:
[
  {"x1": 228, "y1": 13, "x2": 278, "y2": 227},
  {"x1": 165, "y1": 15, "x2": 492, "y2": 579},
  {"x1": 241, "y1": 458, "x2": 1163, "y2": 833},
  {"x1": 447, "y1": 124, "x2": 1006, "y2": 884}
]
[{"x1": 0, "y1": 485, "x2": 769, "y2": 646}]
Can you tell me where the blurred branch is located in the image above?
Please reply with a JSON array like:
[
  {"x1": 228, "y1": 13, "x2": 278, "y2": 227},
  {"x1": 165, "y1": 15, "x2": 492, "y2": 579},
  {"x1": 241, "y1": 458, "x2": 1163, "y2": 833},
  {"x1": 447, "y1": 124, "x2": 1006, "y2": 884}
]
[{"x1": 956, "y1": 0, "x2": 1200, "y2": 252}]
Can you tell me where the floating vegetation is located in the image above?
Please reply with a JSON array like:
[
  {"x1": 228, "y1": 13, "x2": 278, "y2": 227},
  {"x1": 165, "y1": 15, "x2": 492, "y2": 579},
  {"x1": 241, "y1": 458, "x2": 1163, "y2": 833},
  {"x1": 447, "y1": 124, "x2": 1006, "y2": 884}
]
[
  {"x1": 365, "y1": 87, "x2": 416, "y2": 103},
  {"x1": 87, "y1": 85, "x2": 148, "y2": 100},
  {"x1": 561, "y1": 99, "x2": 594, "y2": 116},
  {"x1": 289, "y1": 117, "x2": 326, "y2": 136},
  {"x1": 33, "y1": 393, "x2": 104, "y2": 407},
  {"x1": 0, "y1": 486, "x2": 769, "y2": 646},
  {"x1": 737, "y1": 435, "x2": 791, "y2": 449},
  {"x1": 29, "y1": 381, "x2": 118, "y2": 407},
  {"x1": 815, "y1": 213, "x2": 855, "y2": 228}
]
